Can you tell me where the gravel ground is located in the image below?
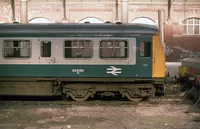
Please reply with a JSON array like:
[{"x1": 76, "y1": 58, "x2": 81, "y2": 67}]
[
  {"x1": 0, "y1": 100, "x2": 199, "y2": 129},
  {"x1": 0, "y1": 83, "x2": 199, "y2": 129}
]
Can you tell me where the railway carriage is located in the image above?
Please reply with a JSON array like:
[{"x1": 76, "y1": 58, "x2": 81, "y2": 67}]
[{"x1": 0, "y1": 23, "x2": 166, "y2": 101}]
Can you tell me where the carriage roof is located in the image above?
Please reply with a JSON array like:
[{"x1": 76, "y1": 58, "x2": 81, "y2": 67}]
[{"x1": 0, "y1": 23, "x2": 159, "y2": 37}]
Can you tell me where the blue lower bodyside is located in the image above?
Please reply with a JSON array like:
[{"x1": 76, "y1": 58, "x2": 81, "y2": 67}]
[{"x1": 0, "y1": 64, "x2": 152, "y2": 78}]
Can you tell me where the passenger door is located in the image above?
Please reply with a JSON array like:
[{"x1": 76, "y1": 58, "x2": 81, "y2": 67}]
[
  {"x1": 138, "y1": 37, "x2": 152, "y2": 78},
  {"x1": 38, "y1": 40, "x2": 55, "y2": 64}
]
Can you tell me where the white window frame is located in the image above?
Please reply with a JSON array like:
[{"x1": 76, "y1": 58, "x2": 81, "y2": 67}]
[{"x1": 182, "y1": 18, "x2": 200, "y2": 35}]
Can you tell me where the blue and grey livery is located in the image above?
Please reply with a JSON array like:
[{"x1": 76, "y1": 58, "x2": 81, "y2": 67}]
[{"x1": 0, "y1": 23, "x2": 166, "y2": 101}]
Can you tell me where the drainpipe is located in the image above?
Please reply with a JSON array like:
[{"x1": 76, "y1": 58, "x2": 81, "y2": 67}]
[
  {"x1": 158, "y1": 10, "x2": 165, "y2": 51},
  {"x1": 63, "y1": 0, "x2": 67, "y2": 21},
  {"x1": 115, "y1": 0, "x2": 119, "y2": 22},
  {"x1": 168, "y1": 0, "x2": 171, "y2": 20},
  {"x1": 20, "y1": 0, "x2": 28, "y2": 23},
  {"x1": 121, "y1": 0, "x2": 128, "y2": 23},
  {"x1": 11, "y1": 0, "x2": 16, "y2": 22}
]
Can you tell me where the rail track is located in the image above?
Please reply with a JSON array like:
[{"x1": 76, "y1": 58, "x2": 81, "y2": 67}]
[{"x1": 0, "y1": 95, "x2": 194, "y2": 107}]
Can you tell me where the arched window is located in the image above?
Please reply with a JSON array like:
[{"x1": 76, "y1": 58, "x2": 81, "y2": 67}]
[
  {"x1": 130, "y1": 17, "x2": 156, "y2": 26},
  {"x1": 182, "y1": 18, "x2": 200, "y2": 35},
  {"x1": 79, "y1": 17, "x2": 103, "y2": 23},
  {"x1": 28, "y1": 17, "x2": 53, "y2": 23}
]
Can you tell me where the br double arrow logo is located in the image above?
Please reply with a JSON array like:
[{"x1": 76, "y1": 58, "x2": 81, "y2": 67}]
[{"x1": 106, "y1": 66, "x2": 122, "y2": 76}]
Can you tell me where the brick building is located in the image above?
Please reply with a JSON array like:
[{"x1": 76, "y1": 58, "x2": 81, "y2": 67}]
[{"x1": 0, "y1": 0, "x2": 200, "y2": 62}]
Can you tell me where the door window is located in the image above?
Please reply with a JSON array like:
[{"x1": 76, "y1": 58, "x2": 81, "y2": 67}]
[
  {"x1": 139, "y1": 41, "x2": 151, "y2": 57},
  {"x1": 41, "y1": 41, "x2": 51, "y2": 57}
]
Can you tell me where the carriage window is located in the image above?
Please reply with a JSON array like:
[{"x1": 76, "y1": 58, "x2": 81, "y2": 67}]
[
  {"x1": 41, "y1": 41, "x2": 51, "y2": 57},
  {"x1": 139, "y1": 42, "x2": 151, "y2": 57},
  {"x1": 3, "y1": 40, "x2": 31, "y2": 58},
  {"x1": 64, "y1": 40, "x2": 93, "y2": 58},
  {"x1": 100, "y1": 40, "x2": 128, "y2": 58}
]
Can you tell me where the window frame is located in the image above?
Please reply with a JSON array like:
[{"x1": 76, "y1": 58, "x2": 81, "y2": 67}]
[
  {"x1": 182, "y1": 18, "x2": 200, "y2": 35},
  {"x1": 99, "y1": 40, "x2": 129, "y2": 59},
  {"x1": 139, "y1": 41, "x2": 152, "y2": 58},
  {"x1": 40, "y1": 41, "x2": 51, "y2": 58},
  {"x1": 64, "y1": 40, "x2": 94, "y2": 59},
  {"x1": 3, "y1": 40, "x2": 32, "y2": 59}
]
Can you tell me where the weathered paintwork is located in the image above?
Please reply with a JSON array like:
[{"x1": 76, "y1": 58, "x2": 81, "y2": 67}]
[
  {"x1": 152, "y1": 35, "x2": 166, "y2": 78},
  {"x1": 0, "y1": 23, "x2": 165, "y2": 100}
]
